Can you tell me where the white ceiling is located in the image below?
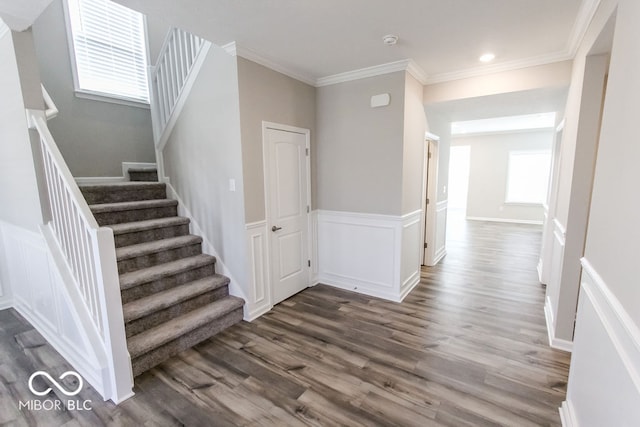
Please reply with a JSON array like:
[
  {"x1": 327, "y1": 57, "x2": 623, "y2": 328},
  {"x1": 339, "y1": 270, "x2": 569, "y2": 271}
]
[{"x1": 116, "y1": 0, "x2": 594, "y2": 85}]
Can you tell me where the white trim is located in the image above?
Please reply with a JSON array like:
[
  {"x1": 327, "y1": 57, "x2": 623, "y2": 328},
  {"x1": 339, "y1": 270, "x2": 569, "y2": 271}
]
[
  {"x1": 405, "y1": 59, "x2": 428, "y2": 85},
  {"x1": 581, "y1": 257, "x2": 640, "y2": 393},
  {"x1": 544, "y1": 296, "x2": 574, "y2": 352},
  {"x1": 556, "y1": 118, "x2": 566, "y2": 133},
  {"x1": 567, "y1": 0, "x2": 602, "y2": 58},
  {"x1": 425, "y1": 132, "x2": 440, "y2": 141},
  {"x1": 466, "y1": 216, "x2": 544, "y2": 225},
  {"x1": 74, "y1": 89, "x2": 150, "y2": 109},
  {"x1": 223, "y1": 41, "x2": 316, "y2": 86},
  {"x1": 559, "y1": 400, "x2": 578, "y2": 427},
  {"x1": 316, "y1": 59, "x2": 425, "y2": 87}
]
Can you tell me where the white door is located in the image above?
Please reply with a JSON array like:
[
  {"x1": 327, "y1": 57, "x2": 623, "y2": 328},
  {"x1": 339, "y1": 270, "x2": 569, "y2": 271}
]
[{"x1": 265, "y1": 125, "x2": 310, "y2": 304}]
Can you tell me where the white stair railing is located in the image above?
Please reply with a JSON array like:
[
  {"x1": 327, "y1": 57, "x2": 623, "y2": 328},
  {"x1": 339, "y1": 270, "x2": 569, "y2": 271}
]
[
  {"x1": 150, "y1": 27, "x2": 211, "y2": 150},
  {"x1": 27, "y1": 104, "x2": 133, "y2": 402}
]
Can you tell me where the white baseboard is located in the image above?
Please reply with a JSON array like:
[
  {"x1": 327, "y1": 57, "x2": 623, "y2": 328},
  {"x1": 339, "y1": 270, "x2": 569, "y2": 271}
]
[
  {"x1": 466, "y1": 216, "x2": 543, "y2": 225},
  {"x1": 544, "y1": 296, "x2": 573, "y2": 352},
  {"x1": 559, "y1": 400, "x2": 577, "y2": 427}
]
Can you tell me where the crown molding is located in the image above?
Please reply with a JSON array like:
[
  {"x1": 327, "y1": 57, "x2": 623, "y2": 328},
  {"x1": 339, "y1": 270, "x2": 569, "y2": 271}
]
[
  {"x1": 567, "y1": 0, "x2": 602, "y2": 57},
  {"x1": 221, "y1": 41, "x2": 316, "y2": 86},
  {"x1": 316, "y1": 59, "x2": 428, "y2": 87}
]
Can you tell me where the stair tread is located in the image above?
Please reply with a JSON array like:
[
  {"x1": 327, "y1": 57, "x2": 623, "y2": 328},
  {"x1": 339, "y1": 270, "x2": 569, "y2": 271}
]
[
  {"x1": 123, "y1": 275, "x2": 230, "y2": 322},
  {"x1": 108, "y1": 217, "x2": 190, "y2": 235},
  {"x1": 127, "y1": 296, "x2": 244, "y2": 358},
  {"x1": 79, "y1": 182, "x2": 165, "y2": 191},
  {"x1": 116, "y1": 235, "x2": 202, "y2": 261},
  {"x1": 90, "y1": 199, "x2": 177, "y2": 213},
  {"x1": 119, "y1": 254, "x2": 216, "y2": 290}
]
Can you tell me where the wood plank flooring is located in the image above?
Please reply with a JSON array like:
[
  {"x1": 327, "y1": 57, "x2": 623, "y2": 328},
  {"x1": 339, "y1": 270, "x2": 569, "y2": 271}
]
[{"x1": 1, "y1": 216, "x2": 570, "y2": 426}]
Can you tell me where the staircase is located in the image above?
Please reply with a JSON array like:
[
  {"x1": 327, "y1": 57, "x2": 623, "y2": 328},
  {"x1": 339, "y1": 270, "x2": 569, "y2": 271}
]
[{"x1": 79, "y1": 172, "x2": 243, "y2": 377}]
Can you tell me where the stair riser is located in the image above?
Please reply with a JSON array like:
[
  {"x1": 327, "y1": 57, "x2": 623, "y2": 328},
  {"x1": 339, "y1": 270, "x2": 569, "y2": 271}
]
[
  {"x1": 81, "y1": 187, "x2": 166, "y2": 204},
  {"x1": 94, "y1": 205, "x2": 178, "y2": 226},
  {"x1": 121, "y1": 263, "x2": 216, "y2": 304},
  {"x1": 114, "y1": 223, "x2": 190, "y2": 248},
  {"x1": 130, "y1": 171, "x2": 158, "y2": 182},
  {"x1": 125, "y1": 287, "x2": 229, "y2": 338},
  {"x1": 131, "y1": 307, "x2": 243, "y2": 377},
  {"x1": 118, "y1": 243, "x2": 203, "y2": 274}
]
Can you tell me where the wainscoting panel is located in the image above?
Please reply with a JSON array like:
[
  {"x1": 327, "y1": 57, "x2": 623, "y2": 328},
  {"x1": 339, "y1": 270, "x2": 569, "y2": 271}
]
[
  {"x1": 400, "y1": 210, "x2": 422, "y2": 299},
  {"x1": 434, "y1": 201, "x2": 448, "y2": 264},
  {"x1": 561, "y1": 259, "x2": 640, "y2": 426},
  {"x1": 245, "y1": 221, "x2": 272, "y2": 321},
  {"x1": 544, "y1": 218, "x2": 572, "y2": 351},
  {"x1": 317, "y1": 210, "x2": 421, "y2": 302},
  {"x1": 0, "y1": 221, "x2": 108, "y2": 398}
]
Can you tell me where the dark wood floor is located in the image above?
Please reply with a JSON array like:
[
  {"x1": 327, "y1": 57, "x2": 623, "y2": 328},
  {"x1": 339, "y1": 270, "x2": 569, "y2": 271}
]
[{"x1": 1, "y1": 216, "x2": 570, "y2": 426}]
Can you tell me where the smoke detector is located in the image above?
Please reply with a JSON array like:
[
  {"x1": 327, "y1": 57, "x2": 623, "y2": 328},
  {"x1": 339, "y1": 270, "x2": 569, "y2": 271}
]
[{"x1": 383, "y1": 34, "x2": 398, "y2": 46}]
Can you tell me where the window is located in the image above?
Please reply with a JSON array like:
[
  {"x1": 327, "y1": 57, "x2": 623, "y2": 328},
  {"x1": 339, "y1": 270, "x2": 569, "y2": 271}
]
[
  {"x1": 506, "y1": 150, "x2": 552, "y2": 204},
  {"x1": 65, "y1": 0, "x2": 149, "y2": 104}
]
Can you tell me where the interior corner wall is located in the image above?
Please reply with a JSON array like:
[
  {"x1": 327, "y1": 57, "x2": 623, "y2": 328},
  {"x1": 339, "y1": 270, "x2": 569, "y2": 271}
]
[
  {"x1": 452, "y1": 130, "x2": 553, "y2": 223},
  {"x1": 236, "y1": 57, "x2": 316, "y2": 223},
  {"x1": 316, "y1": 71, "x2": 405, "y2": 216},
  {"x1": 31, "y1": 0, "x2": 155, "y2": 177},
  {"x1": 162, "y1": 45, "x2": 249, "y2": 290}
]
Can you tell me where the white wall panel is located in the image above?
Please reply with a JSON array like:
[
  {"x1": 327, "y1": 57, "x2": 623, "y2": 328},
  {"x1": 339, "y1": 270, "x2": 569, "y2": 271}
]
[{"x1": 561, "y1": 259, "x2": 640, "y2": 426}]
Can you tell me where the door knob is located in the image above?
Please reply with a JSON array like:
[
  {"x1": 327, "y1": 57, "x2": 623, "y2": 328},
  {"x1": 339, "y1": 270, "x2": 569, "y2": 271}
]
[{"x1": 271, "y1": 226, "x2": 282, "y2": 232}]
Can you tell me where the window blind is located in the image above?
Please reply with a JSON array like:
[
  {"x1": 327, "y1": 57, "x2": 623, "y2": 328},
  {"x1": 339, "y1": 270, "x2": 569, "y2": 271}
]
[{"x1": 66, "y1": 0, "x2": 149, "y2": 103}]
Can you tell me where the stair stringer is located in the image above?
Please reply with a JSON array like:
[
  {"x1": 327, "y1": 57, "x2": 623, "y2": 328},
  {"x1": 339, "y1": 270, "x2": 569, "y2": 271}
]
[{"x1": 165, "y1": 182, "x2": 249, "y2": 318}]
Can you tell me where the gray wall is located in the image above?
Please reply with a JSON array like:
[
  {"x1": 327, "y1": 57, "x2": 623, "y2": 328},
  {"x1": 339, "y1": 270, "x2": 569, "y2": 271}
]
[
  {"x1": 162, "y1": 46, "x2": 249, "y2": 289},
  {"x1": 452, "y1": 130, "x2": 553, "y2": 222},
  {"x1": 236, "y1": 57, "x2": 316, "y2": 223},
  {"x1": 31, "y1": 0, "x2": 155, "y2": 177},
  {"x1": 0, "y1": 28, "x2": 44, "y2": 231},
  {"x1": 402, "y1": 72, "x2": 427, "y2": 214},
  {"x1": 316, "y1": 71, "x2": 406, "y2": 215}
]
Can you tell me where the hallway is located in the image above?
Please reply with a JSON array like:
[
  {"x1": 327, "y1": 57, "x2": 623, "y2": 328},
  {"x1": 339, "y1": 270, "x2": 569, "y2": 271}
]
[{"x1": 1, "y1": 218, "x2": 570, "y2": 426}]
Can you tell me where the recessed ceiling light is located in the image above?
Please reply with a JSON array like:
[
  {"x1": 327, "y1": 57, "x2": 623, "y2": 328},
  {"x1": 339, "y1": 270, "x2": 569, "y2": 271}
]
[
  {"x1": 383, "y1": 34, "x2": 398, "y2": 46},
  {"x1": 479, "y1": 53, "x2": 495, "y2": 63}
]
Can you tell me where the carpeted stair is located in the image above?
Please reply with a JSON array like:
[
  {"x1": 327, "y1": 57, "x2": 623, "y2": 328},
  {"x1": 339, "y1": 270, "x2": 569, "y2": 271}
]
[
  {"x1": 128, "y1": 167, "x2": 158, "y2": 182},
  {"x1": 79, "y1": 176, "x2": 244, "y2": 377}
]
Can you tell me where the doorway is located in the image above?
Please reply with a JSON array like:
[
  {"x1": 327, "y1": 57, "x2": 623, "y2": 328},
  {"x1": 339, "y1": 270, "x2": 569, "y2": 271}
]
[{"x1": 263, "y1": 122, "x2": 311, "y2": 305}]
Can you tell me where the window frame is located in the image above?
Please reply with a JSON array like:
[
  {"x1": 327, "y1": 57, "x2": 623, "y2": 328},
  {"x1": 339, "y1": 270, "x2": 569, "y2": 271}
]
[
  {"x1": 504, "y1": 149, "x2": 552, "y2": 205},
  {"x1": 62, "y1": 0, "x2": 151, "y2": 109}
]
